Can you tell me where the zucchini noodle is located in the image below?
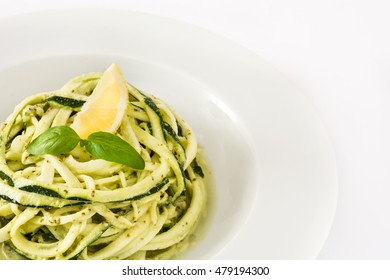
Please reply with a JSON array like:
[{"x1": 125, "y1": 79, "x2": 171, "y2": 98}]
[{"x1": 0, "y1": 70, "x2": 207, "y2": 259}]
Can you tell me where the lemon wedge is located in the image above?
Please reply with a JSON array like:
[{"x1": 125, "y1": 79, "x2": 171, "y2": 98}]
[{"x1": 71, "y1": 64, "x2": 129, "y2": 139}]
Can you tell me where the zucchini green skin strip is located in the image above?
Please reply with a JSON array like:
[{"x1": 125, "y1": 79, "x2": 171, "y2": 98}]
[
  {"x1": 192, "y1": 158, "x2": 205, "y2": 178},
  {"x1": 144, "y1": 96, "x2": 165, "y2": 142},
  {"x1": 0, "y1": 176, "x2": 171, "y2": 207},
  {"x1": 0, "y1": 181, "x2": 83, "y2": 208},
  {"x1": 19, "y1": 185, "x2": 63, "y2": 198},
  {"x1": 43, "y1": 96, "x2": 85, "y2": 108},
  {"x1": 122, "y1": 177, "x2": 170, "y2": 202},
  {"x1": 161, "y1": 121, "x2": 186, "y2": 166},
  {"x1": 10, "y1": 160, "x2": 170, "y2": 203},
  {"x1": 0, "y1": 170, "x2": 14, "y2": 186}
]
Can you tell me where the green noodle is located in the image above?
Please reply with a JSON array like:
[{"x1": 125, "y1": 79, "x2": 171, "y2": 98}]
[{"x1": 0, "y1": 70, "x2": 207, "y2": 260}]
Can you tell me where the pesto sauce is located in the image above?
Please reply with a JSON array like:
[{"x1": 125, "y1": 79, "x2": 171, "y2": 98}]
[{"x1": 0, "y1": 243, "x2": 26, "y2": 260}]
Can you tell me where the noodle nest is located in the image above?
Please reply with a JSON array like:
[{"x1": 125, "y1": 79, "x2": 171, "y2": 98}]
[{"x1": 0, "y1": 70, "x2": 207, "y2": 260}]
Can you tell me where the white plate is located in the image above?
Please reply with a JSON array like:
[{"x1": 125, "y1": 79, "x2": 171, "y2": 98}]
[{"x1": 0, "y1": 8, "x2": 338, "y2": 259}]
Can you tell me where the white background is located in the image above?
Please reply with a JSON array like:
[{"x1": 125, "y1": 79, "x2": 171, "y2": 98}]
[{"x1": 1, "y1": 0, "x2": 390, "y2": 259}]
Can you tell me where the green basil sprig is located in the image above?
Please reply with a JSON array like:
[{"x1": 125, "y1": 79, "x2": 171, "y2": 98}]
[{"x1": 27, "y1": 126, "x2": 145, "y2": 170}]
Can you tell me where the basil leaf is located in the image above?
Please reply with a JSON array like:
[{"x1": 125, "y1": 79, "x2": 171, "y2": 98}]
[
  {"x1": 27, "y1": 126, "x2": 81, "y2": 155},
  {"x1": 86, "y1": 132, "x2": 145, "y2": 169}
]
